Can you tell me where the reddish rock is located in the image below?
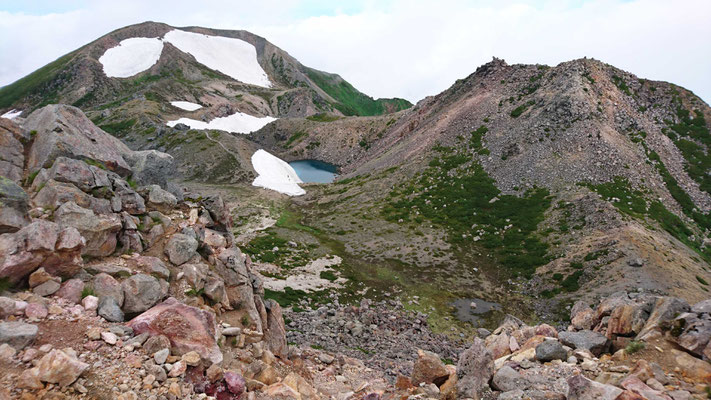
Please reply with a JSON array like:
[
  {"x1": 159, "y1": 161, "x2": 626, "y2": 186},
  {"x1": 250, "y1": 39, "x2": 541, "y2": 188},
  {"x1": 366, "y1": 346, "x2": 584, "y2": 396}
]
[
  {"x1": 25, "y1": 303, "x2": 48, "y2": 319},
  {"x1": 224, "y1": 371, "x2": 246, "y2": 395},
  {"x1": 55, "y1": 279, "x2": 85, "y2": 304},
  {"x1": 36, "y1": 349, "x2": 89, "y2": 387},
  {"x1": 127, "y1": 297, "x2": 222, "y2": 364},
  {"x1": 411, "y1": 349, "x2": 450, "y2": 387}
]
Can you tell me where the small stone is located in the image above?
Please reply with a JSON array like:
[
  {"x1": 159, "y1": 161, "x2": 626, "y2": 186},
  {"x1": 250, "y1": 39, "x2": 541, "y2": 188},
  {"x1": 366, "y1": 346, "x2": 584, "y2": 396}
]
[
  {"x1": 25, "y1": 303, "x2": 48, "y2": 319},
  {"x1": 33, "y1": 280, "x2": 61, "y2": 297},
  {"x1": 101, "y1": 331, "x2": 118, "y2": 345},
  {"x1": 319, "y1": 353, "x2": 335, "y2": 364},
  {"x1": 224, "y1": 371, "x2": 246, "y2": 395},
  {"x1": 206, "y1": 364, "x2": 223, "y2": 382},
  {"x1": 153, "y1": 348, "x2": 169, "y2": 365},
  {"x1": 0, "y1": 343, "x2": 16, "y2": 361},
  {"x1": 82, "y1": 295, "x2": 99, "y2": 311},
  {"x1": 168, "y1": 360, "x2": 186, "y2": 377},
  {"x1": 18, "y1": 367, "x2": 44, "y2": 390},
  {"x1": 86, "y1": 327, "x2": 101, "y2": 341},
  {"x1": 181, "y1": 351, "x2": 201, "y2": 366},
  {"x1": 535, "y1": 340, "x2": 567, "y2": 362},
  {"x1": 48, "y1": 304, "x2": 64, "y2": 315}
]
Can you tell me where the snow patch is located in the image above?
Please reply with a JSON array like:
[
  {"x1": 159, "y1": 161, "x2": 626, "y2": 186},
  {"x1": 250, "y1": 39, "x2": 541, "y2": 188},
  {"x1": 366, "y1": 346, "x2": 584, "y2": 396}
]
[
  {"x1": 99, "y1": 37, "x2": 164, "y2": 78},
  {"x1": 260, "y1": 256, "x2": 344, "y2": 292},
  {"x1": 163, "y1": 30, "x2": 271, "y2": 88},
  {"x1": 170, "y1": 101, "x2": 202, "y2": 111},
  {"x1": 166, "y1": 112, "x2": 275, "y2": 134},
  {"x1": 251, "y1": 149, "x2": 305, "y2": 196},
  {"x1": 1, "y1": 109, "x2": 23, "y2": 120}
]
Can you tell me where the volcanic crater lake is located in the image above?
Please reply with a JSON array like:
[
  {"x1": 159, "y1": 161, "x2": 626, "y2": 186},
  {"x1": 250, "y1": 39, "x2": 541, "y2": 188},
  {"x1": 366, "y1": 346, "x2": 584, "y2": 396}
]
[{"x1": 289, "y1": 159, "x2": 338, "y2": 183}]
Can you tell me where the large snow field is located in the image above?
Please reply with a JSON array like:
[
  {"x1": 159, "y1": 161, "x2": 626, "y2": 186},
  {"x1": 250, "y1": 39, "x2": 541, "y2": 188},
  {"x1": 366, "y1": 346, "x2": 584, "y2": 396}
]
[
  {"x1": 251, "y1": 149, "x2": 305, "y2": 196},
  {"x1": 163, "y1": 30, "x2": 272, "y2": 88},
  {"x1": 99, "y1": 37, "x2": 164, "y2": 78},
  {"x1": 166, "y1": 112, "x2": 276, "y2": 134},
  {"x1": 170, "y1": 101, "x2": 203, "y2": 111},
  {"x1": 1, "y1": 109, "x2": 23, "y2": 120}
]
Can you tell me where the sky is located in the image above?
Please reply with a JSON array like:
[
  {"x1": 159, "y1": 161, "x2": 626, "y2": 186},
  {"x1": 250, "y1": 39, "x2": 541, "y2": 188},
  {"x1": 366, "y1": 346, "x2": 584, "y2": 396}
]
[{"x1": 0, "y1": 0, "x2": 710, "y2": 105}]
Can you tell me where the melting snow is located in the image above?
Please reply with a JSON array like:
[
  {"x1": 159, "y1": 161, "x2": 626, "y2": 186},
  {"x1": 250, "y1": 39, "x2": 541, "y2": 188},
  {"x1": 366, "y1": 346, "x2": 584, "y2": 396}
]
[
  {"x1": 1, "y1": 109, "x2": 23, "y2": 120},
  {"x1": 99, "y1": 37, "x2": 164, "y2": 78},
  {"x1": 166, "y1": 112, "x2": 275, "y2": 134},
  {"x1": 251, "y1": 149, "x2": 305, "y2": 196},
  {"x1": 163, "y1": 30, "x2": 271, "y2": 88},
  {"x1": 170, "y1": 101, "x2": 202, "y2": 111}
]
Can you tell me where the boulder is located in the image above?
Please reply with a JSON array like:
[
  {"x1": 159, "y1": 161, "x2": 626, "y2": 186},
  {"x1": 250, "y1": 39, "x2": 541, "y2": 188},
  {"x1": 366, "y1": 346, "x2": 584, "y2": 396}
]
[
  {"x1": 558, "y1": 330, "x2": 610, "y2": 356},
  {"x1": 0, "y1": 118, "x2": 25, "y2": 183},
  {"x1": 36, "y1": 348, "x2": 89, "y2": 387},
  {"x1": 535, "y1": 339, "x2": 567, "y2": 362},
  {"x1": 0, "y1": 176, "x2": 30, "y2": 233},
  {"x1": 165, "y1": 234, "x2": 198, "y2": 265},
  {"x1": 144, "y1": 334, "x2": 171, "y2": 354},
  {"x1": 127, "y1": 297, "x2": 222, "y2": 364},
  {"x1": 203, "y1": 228, "x2": 227, "y2": 249},
  {"x1": 263, "y1": 299, "x2": 288, "y2": 359},
  {"x1": 671, "y1": 349, "x2": 711, "y2": 383},
  {"x1": 201, "y1": 195, "x2": 231, "y2": 230},
  {"x1": 567, "y1": 374, "x2": 623, "y2": 399},
  {"x1": 182, "y1": 262, "x2": 208, "y2": 289},
  {"x1": 0, "y1": 297, "x2": 15, "y2": 318},
  {"x1": 23, "y1": 104, "x2": 132, "y2": 176},
  {"x1": 121, "y1": 274, "x2": 164, "y2": 314},
  {"x1": 492, "y1": 365, "x2": 527, "y2": 392},
  {"x1": 217, "y1": 247, "x2": 262, "y2": 333},
  {"x1": 146, "y1": 184, "x2": 177, "y2": 212},
  {"x1": 98, "y1": 296, "x2": 124, "y2": 322},
  {"x1": 55, "y1": 279, "x2": 85, "y2": 304},
  {"x1": 691, "y1": 299, "x2": 711, "y2": 314},
  {"x1": 638, "y1": 297, "x2": 690, "y2": 339},
  {"x1": 608, "y1": 303, "x2": 651, "y2": 337},
  {"x1": 91, "y1": 273, "x2": 124, "y2": 306},
  {"x1": 33, "y1": 179, "x2": 112, "y2": 215},
  {"x1": 112, "y1": 177, "x2": 146, "y2": 215},
  {"x1": 456, "y1": 338, "x2": 494, "y2": 399},
  {"x1": 0, "y1": 220, "x2": 84, "y2": 284},
  {"x1": 124, "y1": 150, "x2": 175, "y2": 188},
  {"x1": 0, "y1": 321, "x2": 38, "y2": 349},
  {"x1": 412, "y1": 349, "x2": 451, "y2": 387},
  {"x1": 54, "y1": 201, "x2": 122, "y2": 257},
  {"x1": 673, "y1": 313, "x2": 711, "y2": 359},
  {"x1": 44, "y1": 156, "x2": 99, "y2": 192},
  {"x1": 130, "y1": 256, "x2": 170, "y2": 280},
  {"x1": 33, "y1": 279, "x2": 61, "y2": 297}
]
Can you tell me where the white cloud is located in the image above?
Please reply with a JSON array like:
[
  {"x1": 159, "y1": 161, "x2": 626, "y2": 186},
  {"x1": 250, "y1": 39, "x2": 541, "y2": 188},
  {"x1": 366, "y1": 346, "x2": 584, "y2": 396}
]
[{"x1": 1, "y1": 0, "x2": 710, "y2": 105}]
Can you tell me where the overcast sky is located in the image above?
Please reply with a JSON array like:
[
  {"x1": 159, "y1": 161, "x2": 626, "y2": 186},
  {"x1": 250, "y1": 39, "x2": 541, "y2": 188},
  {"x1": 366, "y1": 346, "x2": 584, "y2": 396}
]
[{"x1": 1, "y1": 0, "x2": 710, "y2": 104}]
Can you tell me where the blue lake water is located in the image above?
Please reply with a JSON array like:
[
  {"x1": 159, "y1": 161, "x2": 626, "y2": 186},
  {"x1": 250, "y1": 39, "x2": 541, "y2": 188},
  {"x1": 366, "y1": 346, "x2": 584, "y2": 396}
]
[{"x1": 289, "y1": 159, "x2": 338, "y2": 183}]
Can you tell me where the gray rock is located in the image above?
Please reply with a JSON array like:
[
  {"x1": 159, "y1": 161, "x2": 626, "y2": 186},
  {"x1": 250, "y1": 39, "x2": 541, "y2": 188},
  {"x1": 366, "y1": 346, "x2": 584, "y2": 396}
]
[
  {"x1": 86, "y1": 263, "x2": 132, "y2": 278},
  {"x1": 638, "y1": 297, "x2": 690, "y2": 339},
  {"x1": 0, "y1": 321, "x2": 38, "y2": 349},
  {"x1": 535, "y1": 340, "x2": 567, "y2": 362},
  {"x1": 165, "y1": 234, "x2": 198, "y2": 265},
  {"x1": 98, "y1": 296, "x2": 124, "y2": 322},
  {"x1": 124, "y1": 150, "x2": 175, "y2": 188},
  {"x1": 691, "y1": 299, "x2": 711, "y2": 314},
  {"x1": 566, "y1": 374, "x2": 622, "y2": 399},
  {"x1": 32, "y1": 279, "x2": 61, "y2": 297},
  {"x1": 91, "y1": 273, "x2": 124, "y2": 306},
  {"x1": 121, "y1": 274, "x2": 163, "y2": 314},
  {"x1": 499, "y1": 389, "x2": 526, "y2": 400},
  {"x1": 144, "y1": 335, "x2": 171, "y2": 354},
  {"x1": 112, "y1": 178, "x2": 146, "y2": 215},
  {"x1": 263, "y1": 299, "x2": 288, "y2": 359},
  {"x1": 44, "y1": 157, "x2": 98, "y2": 192},
  {"x1": 492, "y1": 365, "x2": 527, "y2": 392},
  {"x1": 54, "y1": 201, "x2": 122, "y2": 257},
  {"x1": 558, "y1": 330, "x2": 610, "y2": 356},
  {"x1": 154, "y1": 348, "x2": 169, "y2": 364},
  {"x1": 457, "y1": 338, "x2": 494, "y2": 399},
  {"x1": 0, "y1": 297, "x2": 16, "y2": 318},
  {"x1": 146, "y1": 185, "x2": 177, "y2": 212},
  {"x1": 627, "y1": 258, "x2": 644, "y2": 267},
  {"x1": 0, "y1": 119, "x2": 25, "y2": 183},
  {"x1": 0, "y1": 176, "x2": 30, "y2": 234}
]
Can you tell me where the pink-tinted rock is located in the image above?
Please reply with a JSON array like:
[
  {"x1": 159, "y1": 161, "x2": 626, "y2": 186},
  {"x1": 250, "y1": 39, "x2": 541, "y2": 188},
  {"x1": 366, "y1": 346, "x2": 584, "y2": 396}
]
[
  {"x1": 264, "y1": 299, "x2": 287, "y2": 359},
  {"x1": 620, "y1": 376, "x2": 672, "y2": 400},
  {"x1": 54, "y1": 201, "x2": 122, "y2": 257},
  {"x1": 36, "y1": 348, "x2": 89, "y2": 387},
  {"x1": 81, "y1": 295, "x2": 98, "y2": 311},
  {"x1": 224, "y1": 371, "x2": 246, "y2": 395},
  {"x1": 55, "y1": 279, "x2": 85, "y2": 304},
  {"x1": 127, "y1": 297, "x2": 222, "y2": 364},
  {"x1": 535, "y1": 324, "x2": 558, "y2": 338},
  {"x1": 25, "y1": 303, "x2": 48, "y2": 319}
]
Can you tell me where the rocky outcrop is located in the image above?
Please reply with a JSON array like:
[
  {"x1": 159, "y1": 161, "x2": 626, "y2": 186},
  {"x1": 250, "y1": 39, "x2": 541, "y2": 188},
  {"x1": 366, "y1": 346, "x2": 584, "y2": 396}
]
[
  {"x1": 23, "y1": 104, "x2": 133, "y2": 176},
  {"x1": 124, "y1": 150, "x2": 175, "y2": 188},
  {"x1": 0, "y1": 118, "x2": 26, "y2": 183},
  {"x1": 0, "y1": 220, "x2": 84, "y2": 283},
  {"x1": 54, "y1": 201, "x2": 122, "y2": 257},
  {"x1": 127, "y1": 297, "x2": 222, "y2": 364},
  {"x1": 457, "y1": 338, "x2": 494, "y2": 398},
  {"x1": 0, "y1": 176, "x2": 30, "y2": 233}
]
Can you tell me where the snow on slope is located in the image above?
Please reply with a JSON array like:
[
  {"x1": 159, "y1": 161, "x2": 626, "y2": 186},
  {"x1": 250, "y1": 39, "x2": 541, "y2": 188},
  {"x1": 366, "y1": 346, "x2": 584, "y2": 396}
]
[
  {"x1": 166, "y1": 112, "x2": 276, "y2": 134},
  {"x1": 170, "y1": 101, "x2": 202, "y2": 111},
  {"x1": 251, "y1": 149, "x2": 305, "y2": 196},
  {"x1": 163, "y1": 30, "x2": 271, "y2": 88},
  {"x1": 99, "y1": 37, "x2": 164, "y2": 78},
  {"x1": 1, "y1": 109, "x2": 23, "y2": 119}
]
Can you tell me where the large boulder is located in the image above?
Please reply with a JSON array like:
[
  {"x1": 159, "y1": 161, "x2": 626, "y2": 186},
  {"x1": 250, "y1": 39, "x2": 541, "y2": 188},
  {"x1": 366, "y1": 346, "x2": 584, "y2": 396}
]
[
  {"x1": 0, "y1": 176, "x2": 30, "y2": 233},
  {"x1": 217, "y1": 247, "x2": 262, "y2": 333},
  {"x1": 0, "y1": 321, "x2": 38, "y2": 349},
  {"x1": 457, "y1": 338, "x2": 494, "y2": 399},
  {"x1": 36, "y1": 348, "x2": 89, "y2": 387},
  {"x1": 411, "y1": 349, "x2": 450, "y2": 387},
  {"x1": 124, "y1": 150, "x2": 175, "y2": 188},
  {"x1": 54, "y1": 201, "x2": 122, "y2": 257},
  {"x1": 0, "y1": 118, "x2": 26, "y2": 183},
  {"x1": 535, "y1": 339, "x2": 567, "y2": 362},
  {"x1": 112, "y1": 177, "x2": 145, "y2": 215},
  {"x1": 121, "y1": 274, "x2": 165, "y2": 315},
  {"x1": 33, "y1": 179, "x2": 112, "y2": 215},
  {"x1": 0, "y1": 220, "x2": 84, "y2": 284},
  {"x1": 127, "y1": 297, "x2": 222, "y2": 364},
  {"x1": 145, "y1": 184, "x2": 177, "y2": 212},
  {"x1": 567, "y1": 374, "x2": 623, "y2": 399},
  {"x1": 673, "y1": 312, "x2": 711, "y2": 359},
  {"x1": 201, "y1": 195, "x2": 231, "y2": 231},
  {"x1": 43, "y1": 156, "x2": 99, "y2": 192},
  {"x1": 165, "y1": 234, "x2": 198, "y2": 265},
  {"x1": 637, "y1": 297, "x2": 690, "y2": 339},
  {"x1": 558, "y1": 330, "x2": 610, "y2": 356},
  {"x1": 23, "y1": 104, "x2": 132, "y2": 176},
  {"x1": 91, "y1": 272, "x2": 124, "y2": 306}
]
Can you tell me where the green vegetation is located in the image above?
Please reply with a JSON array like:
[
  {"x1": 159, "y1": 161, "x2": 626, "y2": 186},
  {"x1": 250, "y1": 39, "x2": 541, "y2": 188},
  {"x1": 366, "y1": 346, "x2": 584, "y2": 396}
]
[
  {"x1": 80, "y1": 287, "x2": 95, "y2": 299},
  {"x1": 320, "y1": 270, "x2": 338, "y2": 282},
  {"x1": 612, "y1": 75, "x2": 631, "y2": 95},
  {"x1": 305, "y1": 67, "x2": 411, "y2": 116},
  {"x1": 99, "y1": 119, "x2": 137, "y2": 136},
  {"x1": 0, "y1": 52, "x2": 76, "y2": 109},
  {"x1": 384, "y1": 146, "x2": 552, "y2": 277},
  {"x1": 511, "y1": 100, "x2": 535, "y2": 118},
  {"x1": 625, "y1": 340, "x2": 645, "y2": 354},
  {"x1": 470, "y1": 125, "x2": 489, "y2": 154},
  {"x1": 285, "y1": 130, "x2": 308, "y2": 147},
  {"x1": 698, "y1": 275, "x2": 709, "y2": 286},
  {"x1": 306, "y1": 113, "x2": 341, "y2": 122},
  {"x1": 264, "y1": 287, "x2": 330, "y2": 308},
  {"x1": 664, "y1": 107, "x2": 711, "y2": 196}
]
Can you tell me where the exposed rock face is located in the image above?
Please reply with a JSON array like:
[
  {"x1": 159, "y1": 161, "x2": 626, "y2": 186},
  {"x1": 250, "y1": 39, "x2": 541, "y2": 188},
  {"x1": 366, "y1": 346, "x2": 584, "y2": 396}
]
[
  {"x1": 127, "y1": 297, "x2": 222, "y2": 364},
  {"x1": 32, "y1": 179, "x2": 112, "y2": 215},
  {"x1": 0, "y1": 176, "x2": 30, "y2": 233},
  {"x1": 0, "y1": 118, "x2": 26, "y2": 183},
  {"x1": 23, "y1": 104, "x2": 133, "y2": 176},
  {"x1": 0, "y1": 220, "x2": 84, "y2": 283},
  {"x1": 263, "y1": 299, "x2": 287, "y2": 359},
  {"x1": 125, "y1": 150, "x2": 175, "y2": 188},
  {"x1": 145, "y1": 184, "x2": 177, "y2": 212},
  {"x1": 121, "y1": 273, "x2": 165, "y2": 314},
  {"x1": 54, "y1": 201, "x2": 122, "y2": 257},
  {"x1": 411, "y1": 349, "x2": 450, "y2": 387},
  {"x1": 456, "y1": 338, "x2": 494, "y2": 399}
]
